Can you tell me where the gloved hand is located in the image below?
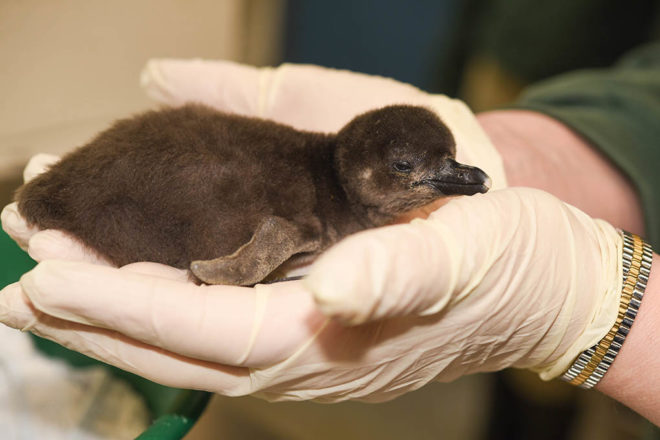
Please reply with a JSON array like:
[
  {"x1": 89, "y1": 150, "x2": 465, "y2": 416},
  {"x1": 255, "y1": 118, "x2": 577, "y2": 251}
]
[{"x1": 1, "y1": 184, "x2": 622, "y2": 401}]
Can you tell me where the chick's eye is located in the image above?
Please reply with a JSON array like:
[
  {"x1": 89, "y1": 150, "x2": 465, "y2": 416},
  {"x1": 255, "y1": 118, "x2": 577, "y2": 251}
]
[{"x1": 392, "y1": 161, "x2": 412, "y2": 173}]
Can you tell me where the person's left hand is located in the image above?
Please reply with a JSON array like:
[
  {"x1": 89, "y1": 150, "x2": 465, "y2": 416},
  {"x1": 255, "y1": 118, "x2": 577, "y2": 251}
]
[{"x1": 1, "y1": 173, "x2": 625, "y2": 402}]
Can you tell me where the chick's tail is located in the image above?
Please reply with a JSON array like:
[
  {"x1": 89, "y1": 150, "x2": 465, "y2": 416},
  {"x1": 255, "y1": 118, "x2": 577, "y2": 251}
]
[{"x1": 14, "y1": 173, "x2": 71, "y2": 231}]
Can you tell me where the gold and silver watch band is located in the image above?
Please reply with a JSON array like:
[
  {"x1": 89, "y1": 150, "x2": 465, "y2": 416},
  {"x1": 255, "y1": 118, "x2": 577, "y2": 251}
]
[{"x1": 561, "y1": 230, "x2": 653, "y2": 389}]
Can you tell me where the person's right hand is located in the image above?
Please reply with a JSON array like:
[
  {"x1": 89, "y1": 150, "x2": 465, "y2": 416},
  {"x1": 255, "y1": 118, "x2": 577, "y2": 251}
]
[{"x1": 305, "y1": 186, "x2": 627, "y2": 382}]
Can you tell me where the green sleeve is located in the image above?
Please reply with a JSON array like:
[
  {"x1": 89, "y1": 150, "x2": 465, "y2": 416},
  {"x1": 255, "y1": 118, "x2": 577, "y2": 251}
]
[
  {"x1": 514, "y1": 41, "x2": 660, "y2": 247},
  {"x1": 473, "y1": 0, "x2": 659, "y2": 82}
]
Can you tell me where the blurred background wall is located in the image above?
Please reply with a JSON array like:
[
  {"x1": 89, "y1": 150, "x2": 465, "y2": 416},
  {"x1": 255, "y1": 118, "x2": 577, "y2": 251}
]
[
  {"x1": 0, "y1": 0, "x2": 285, "y2": 175},
  {"x1": 3, "y1": 0, "x2": 654, "y2": 174}
]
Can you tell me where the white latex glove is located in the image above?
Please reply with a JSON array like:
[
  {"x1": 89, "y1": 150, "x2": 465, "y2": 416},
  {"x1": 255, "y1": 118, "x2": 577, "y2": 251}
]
[{"x1": 1, "y1": 185, "x2": 622, "y2": 401}]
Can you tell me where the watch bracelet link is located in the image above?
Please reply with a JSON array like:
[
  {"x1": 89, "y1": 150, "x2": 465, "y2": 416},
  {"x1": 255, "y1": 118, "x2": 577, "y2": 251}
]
[{"x1": 560, "y1": 230, "x2": 652, "y2": 389}]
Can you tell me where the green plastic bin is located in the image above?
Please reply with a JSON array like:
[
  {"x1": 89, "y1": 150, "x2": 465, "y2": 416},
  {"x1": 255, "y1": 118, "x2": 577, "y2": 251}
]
[{"x1": 0, "y1": 228, "x2": 211, "y2": 439}]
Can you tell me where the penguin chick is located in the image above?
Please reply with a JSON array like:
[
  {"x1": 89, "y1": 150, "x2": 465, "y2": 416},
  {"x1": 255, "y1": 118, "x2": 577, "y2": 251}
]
[{"x1": 15, "y1": 104, "x2": 491, "y2": 285}]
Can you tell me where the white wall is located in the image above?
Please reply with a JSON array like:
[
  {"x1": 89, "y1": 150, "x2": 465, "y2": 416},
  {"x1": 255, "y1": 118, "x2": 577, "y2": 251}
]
[{"x1": 0, "y1": 0, "x2": 285, "y2": 175}]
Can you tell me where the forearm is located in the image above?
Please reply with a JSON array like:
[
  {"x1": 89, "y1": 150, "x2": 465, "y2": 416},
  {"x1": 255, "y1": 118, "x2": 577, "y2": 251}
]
[
  {"x1": 596, "y1": 253, "x2": 660, "y2": 425},
  {"x1": 477, "y1": 110, "x2": 645, "y2": 235},
  {"x1": 480, "y1": 109, "x2": 660, "y2": 421}
]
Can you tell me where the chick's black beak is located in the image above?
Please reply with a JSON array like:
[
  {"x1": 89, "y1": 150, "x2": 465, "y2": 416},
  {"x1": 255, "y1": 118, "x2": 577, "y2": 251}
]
[{"x1": 416, "y1": 158, "x2": 491, "y2": 196}]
